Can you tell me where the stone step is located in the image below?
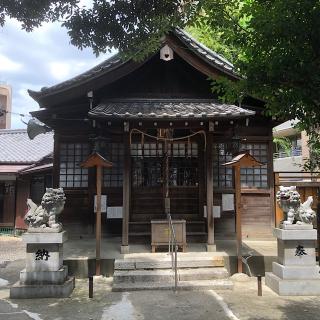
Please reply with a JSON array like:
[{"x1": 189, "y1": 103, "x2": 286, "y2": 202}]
[
  {"x1": 122, "y1": 252, "x2": 226, "y2": 259},
  {"x1": 114, "y1": 269, "x2": 175, "y2": 283},
  {"x1": 266, "y1": 272, "x2": 320, "y2": 296},
  {"x1": 10, "y1": 276, "x2": 75, "y2": 299},
  {"x1": 113, "y1": 267, "x2": 229, "y2": 283},
  {"x1": 112, "y1": 279, "x2": 233, "y2": 292},
  {"x1": 115, "y1": 254, "x2": 225, "y2": 270},
  {"x1": 179, "y1": 267, "x2": 229, "y2": 281}
]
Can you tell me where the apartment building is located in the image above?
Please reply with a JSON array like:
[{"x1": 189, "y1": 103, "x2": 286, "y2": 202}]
[
  {"x1": 273, "y1": 120, "x2": 309, "y2": 172},
  {"x1": 0, "y1": 84, "x2": 12, "y2": 129}
]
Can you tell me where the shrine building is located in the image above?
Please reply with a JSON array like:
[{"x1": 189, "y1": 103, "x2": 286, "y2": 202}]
[{"x1": 28, "y1": 29, "x2": 276, "y2": 251}]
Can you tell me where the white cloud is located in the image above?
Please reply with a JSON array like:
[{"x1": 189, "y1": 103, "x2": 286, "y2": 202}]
[
  {"x1": 0, "y1": 17, "x2": 114, "y2": 129},
  {"x1": 49, "y1": 62, "x2": 72, "y2": 81},
  {"x1": 0, "y1": 54, "x2": 22, "y2": 72}
]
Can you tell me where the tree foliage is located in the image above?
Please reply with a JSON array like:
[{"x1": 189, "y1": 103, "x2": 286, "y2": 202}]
[
  {"x1": 2, "y1": 1, "x2": 320, "y2": 169},
  {"x1": 1, "y1": 1, "x2": 198, "y2": 56},
  {"x1": 273, "y1": 137, "x2": 293, "y2": 157},
  {"x1": 0, "y1": 1, "x2": 78, "y2": 31}
]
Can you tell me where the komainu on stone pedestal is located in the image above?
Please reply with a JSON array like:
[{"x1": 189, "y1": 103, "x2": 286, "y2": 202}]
[
  {"x1": 266, "y1": 186, "x2": 320, "y2": 295},
  {"x1": 24, "y1": 188, "x2": 66, "y2": 232},
  {"x1": 10, "y1": 188, "x2": 75, "y2": 299},
  {"x1": 276, "y1": 186, "x2": 316, "y2": 226}
]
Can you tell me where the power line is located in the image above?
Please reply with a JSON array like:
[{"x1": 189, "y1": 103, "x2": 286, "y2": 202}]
[{"x1": 0, "y1": 107, "x2": 32, "y2": 118}]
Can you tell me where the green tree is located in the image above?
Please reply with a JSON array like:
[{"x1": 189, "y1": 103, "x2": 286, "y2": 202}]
[
  {"x1": 2, "y1": 1, "x2": 320, "y2": 169},
  {"x1": 0, "y1": 1, "x2": 78, "y2": 31},
  {"x1": 273, "y1": 137, "x2": 292, "y2": 157}
]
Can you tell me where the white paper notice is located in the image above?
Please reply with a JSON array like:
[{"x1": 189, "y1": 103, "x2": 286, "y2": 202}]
[
  {"x1": 94, "y1": 195, "x2": 107, "y2": 213},
  {"x1": 222, "y1": 194, "x2": 234, "y2": 211},
  {"x1": 107, "y1": 207, "x2": 123, "y2": 219},
  {"x1": 213, "y1": 206, "x2": 221, "y2": 218},
  {"x1": 203, "y1": 205, "x2": 221, "y2": 218}
]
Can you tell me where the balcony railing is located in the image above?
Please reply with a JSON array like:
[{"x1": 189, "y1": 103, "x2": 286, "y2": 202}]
[{"x1": 273, "y1": 148, "x2": 302, "y2": 159}]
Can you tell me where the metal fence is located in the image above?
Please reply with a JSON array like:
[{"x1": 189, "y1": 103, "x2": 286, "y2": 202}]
[{"x1": 0, "y1": 227, "x2": 26, "y2": 237}]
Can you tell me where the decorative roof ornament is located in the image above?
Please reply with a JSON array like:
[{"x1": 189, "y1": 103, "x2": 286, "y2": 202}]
[{"x1": 160, "y1": 45, "x2": 174, "y2": 61}]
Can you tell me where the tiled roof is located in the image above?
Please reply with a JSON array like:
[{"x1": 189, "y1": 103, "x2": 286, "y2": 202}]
[
  {"x1": 173, "y1": 28, "x2": 237, "y2": 77},
  {"x1": 28, "y1": 29, "x2": 237, "y2": 99},
  {"x1": 28, "y1": 54, "x2": 124, "y2": 99},
  {"x1": 0, "y1": 129, "x2": 54, "y2": 164},
  {"x1": 19, "y1": 152, "x2": 53, "y2": 174},
  {"x1": 19, "y1": 163, "x2": 53, "y2": 175},
  {"x1": 89, "y1": 99, "x2": 255, "y2": 119}
]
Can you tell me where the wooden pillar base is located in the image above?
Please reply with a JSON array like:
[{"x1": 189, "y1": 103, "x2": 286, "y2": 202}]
[
  {"x1": 206, "y1": 244, "x2": 216, "y2": 252},
  {"x1": 120, "y1": 245, "x2": 130, "y2": 254}
]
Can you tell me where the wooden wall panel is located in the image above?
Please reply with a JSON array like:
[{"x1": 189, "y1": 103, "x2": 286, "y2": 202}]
[
  {"x1": 15, "y1": 177, "x2": 30, "y2": 229},
  {"x1": 242, "y1": 194, "x2": 272, "y2": 238},
  {"x1": 0, "y1": 181, "x2": 16, "y2": 227}
]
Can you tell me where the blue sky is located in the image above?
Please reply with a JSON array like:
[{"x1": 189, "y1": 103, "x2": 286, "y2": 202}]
[{"x1": 0, "y1": 18, "x2": 112, "y2": 129}]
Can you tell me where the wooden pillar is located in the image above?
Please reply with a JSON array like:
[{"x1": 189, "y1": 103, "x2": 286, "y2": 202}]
[
  {"x1": 198, "y1": 137, "x2": 205, "y2": 219},
  {"x1": 52, "y1": 133, "x2": 60, "y2": 188},
  {"x1": 95, "y1": 165, "x2": 102, "y2": 276},
  {"x1": 121, "y1": 132, "x2": 130, "y2": 253},
  {"x1": 223, "y1": 152, "x2": 262, "y2": 273},
  {"x1": 274, "y1": 172, "x2": 283, "y2": 227},
  {"x1": 206, "y1": 131, "x2": 215, "y2": 251},
  {"x1": 234, "y1": 165, "x2": 243, "y2": 273},
  {"x1": 268, "y1": 138, "x2": 276, "y2": 228},
  {"x1": 80, "y1": 152, "x2": 112, "y2": 276}
]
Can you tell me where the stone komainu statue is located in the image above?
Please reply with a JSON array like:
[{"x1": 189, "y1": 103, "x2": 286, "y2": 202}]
[
  {"x1": 276, "y1": 186, "x2": 316, "y2": 225},
  {"x1": 24, "y1": 188, "x2": 66, "y2": 232}
]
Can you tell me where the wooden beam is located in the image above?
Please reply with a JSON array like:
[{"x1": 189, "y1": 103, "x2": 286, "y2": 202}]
[
  {"x1": 121, "y1": 132, "x2": 130, "y2": 253},
  {"x1": 206, "y1": 132, "x2": 215, "y2": 249}
]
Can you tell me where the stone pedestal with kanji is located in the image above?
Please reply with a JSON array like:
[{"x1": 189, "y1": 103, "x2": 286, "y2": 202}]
[
  {"x1": 10, "y1": 231, "x2": 74, "y2": 299},
  {"x1": 266, "y1": 226, "x2": 320, "y2": 295}
]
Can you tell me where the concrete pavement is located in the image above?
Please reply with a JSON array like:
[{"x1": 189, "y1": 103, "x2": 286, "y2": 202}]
[
  {"x1": 1, "y1": 274, "x2": 320, "y2": 320},
  {"x1": 2, "y1": 235, "x2": 320, "y2": 319}
]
